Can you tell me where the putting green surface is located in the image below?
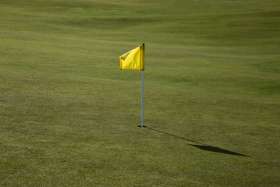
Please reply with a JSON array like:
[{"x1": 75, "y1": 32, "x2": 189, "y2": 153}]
[{"x1": 0, "y1": 0, "x2": 280, "y2": 186}]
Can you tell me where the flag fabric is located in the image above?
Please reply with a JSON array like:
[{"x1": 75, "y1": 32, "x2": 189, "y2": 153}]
[{"x1": 119, "y1": 44, "x2": 144, "y2": 71}]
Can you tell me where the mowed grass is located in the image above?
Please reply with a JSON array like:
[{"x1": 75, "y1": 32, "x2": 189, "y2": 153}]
[{"x1": 0, "y1": 0, "x2": 280, "y2": 186}]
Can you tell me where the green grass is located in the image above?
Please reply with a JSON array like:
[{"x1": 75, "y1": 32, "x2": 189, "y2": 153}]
[{"x1": 0, "y1": 0, "x2": 280, "y2": 186}]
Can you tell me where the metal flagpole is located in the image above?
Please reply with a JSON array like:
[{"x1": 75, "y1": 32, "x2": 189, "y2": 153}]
[{"x1": 140, "y1": 70, "x2": 144, "y2": 128}]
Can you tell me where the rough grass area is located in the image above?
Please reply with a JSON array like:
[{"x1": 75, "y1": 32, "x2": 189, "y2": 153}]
[{"x1": 0, "y1": 0, "x2": 280, "y2": 186}]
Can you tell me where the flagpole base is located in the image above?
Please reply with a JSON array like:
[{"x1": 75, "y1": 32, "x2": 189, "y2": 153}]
[{"x1": 137, "y1": 125, "x2": 146, "y2": 128}]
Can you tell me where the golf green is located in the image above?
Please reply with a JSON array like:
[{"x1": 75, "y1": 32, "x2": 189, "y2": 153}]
[{"x1": 0, "y1": 0, "x2": 280, "y2": 186}]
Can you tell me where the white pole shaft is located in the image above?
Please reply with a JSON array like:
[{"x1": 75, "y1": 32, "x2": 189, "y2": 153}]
[{"x1": 140, "y1": 71, "x2": 144, "y2": 127}]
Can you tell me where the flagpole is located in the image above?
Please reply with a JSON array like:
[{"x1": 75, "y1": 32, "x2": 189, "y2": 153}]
[{"x1": 140, "y1": 70, "x2": 144, "y2": 128}]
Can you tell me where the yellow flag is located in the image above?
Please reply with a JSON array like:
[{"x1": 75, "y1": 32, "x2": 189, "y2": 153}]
[{"x1": 119, "y1": 44, "x2": 144, "y2": 71}]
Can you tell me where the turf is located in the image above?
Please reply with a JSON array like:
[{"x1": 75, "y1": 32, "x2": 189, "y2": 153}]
[{"x1": 0, "y1": 0, "x2": 280, "y2": 186}]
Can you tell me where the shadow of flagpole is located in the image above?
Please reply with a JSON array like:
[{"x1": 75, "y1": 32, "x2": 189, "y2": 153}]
[{"x1": 146, "y1": 126, "x2": 248, "y2": 157}]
